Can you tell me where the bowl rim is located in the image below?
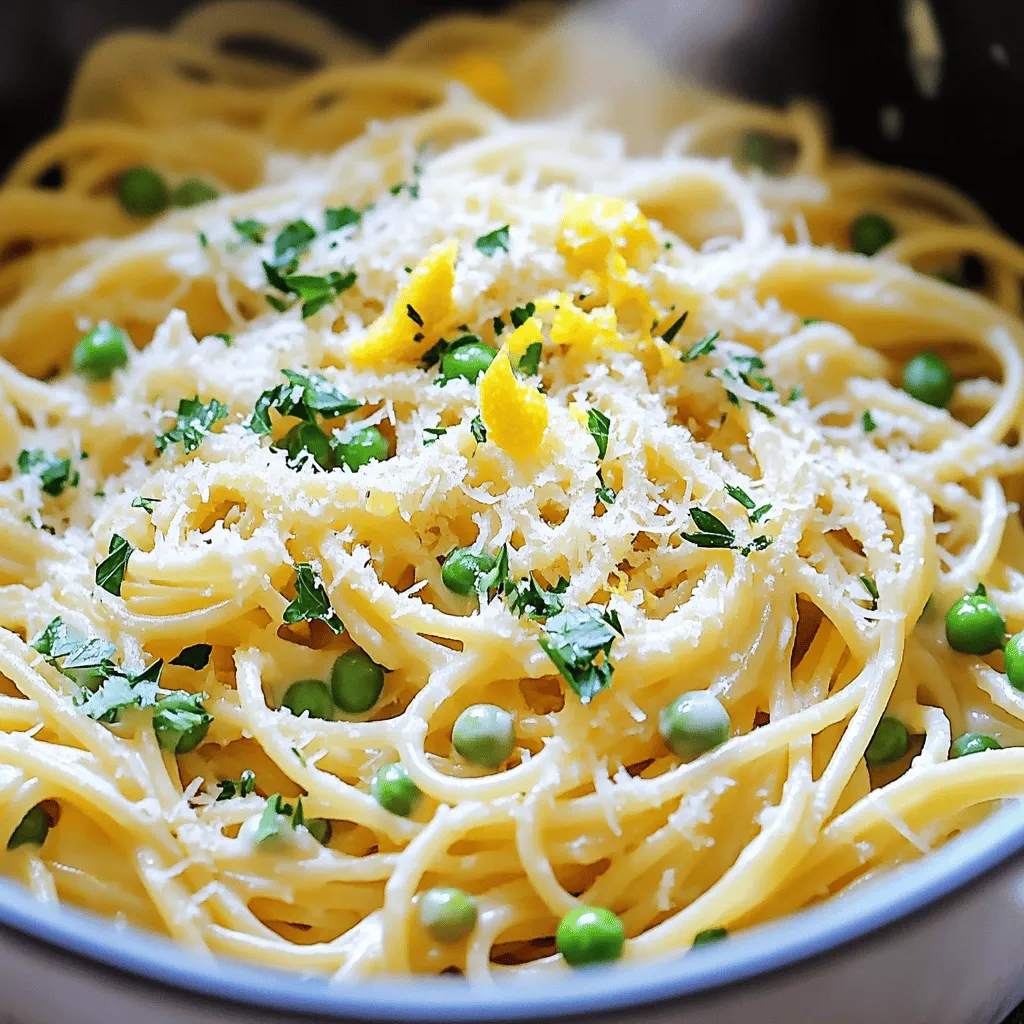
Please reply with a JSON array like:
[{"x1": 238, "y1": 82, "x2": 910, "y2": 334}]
[{"x1": 0, "y1": 799, "x2": 1023, "y2": 1020}]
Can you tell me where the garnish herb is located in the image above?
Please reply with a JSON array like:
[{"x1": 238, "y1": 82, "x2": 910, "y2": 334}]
[
  {"x1": 510, "y1": 302, "x2": 536, "y2": 329},
  {"x1": 661, "y1": 311, "x2": 689, "y2": 344},
  {"x1": 539, "y1": 606, "x2": 623, "y2": 704},
  {"x1": 292, "y1": 745, "x2": 308, "y2": 768},
  {"x1": 518, "y1": 342, "x2": 542, "y2": 376},
  {"x1": 132, "y1": 496, "x2": 160, "y2": 514},
  {"x1": 802, "y1": 318, "x2": 822, "y2": 326},
  {"x1": 270, "y1": 219, "x2": 317, "y2": 269},
  {"x1": 859, "y1": 574, "x2": 880, "y2": 610},
  {"x1": 862, "y1": 410, "x2": 877, "y2": 433},
  {"x1": 749, "y1": 503, "x2": 772, "y2": 524},
  {"x1": 324, "y1": 206, "x2": 361, "y2": 231},
  {"x1": 423, "y1": 427, "x2": 447, "y2": 446},
  {"x1": 247, "y1": 369, "x2": 360, "y2": 435},
  {"x1": 471, "y1": 416, "x2": 487, "y2": 443},
  {"x1": 492, "y1": 316, "x2": 506, "y2": 336},
  {"x1": 213, "y1": 332, "x2": 233, "y2": 345},
  {"x1": 217, "y1": 769, "x2": 257, "y2": 801},
  {"x1": 76, "y1": 670, "x2": 162, "y2": 722},
  {"x1": 198, "y1": 231, "x2": 209, "y2": 249},
  {"x1": 474, "y1": 544, "x2": 510, "y2": 598},
  {"x1": 254, "y1": 793, "x2": 311, "y2": 844},
  {"x1": 283, "y1": 563, "x2": 343, "y2": 634},
  {"x1": 406, "y1": 304, "x2": 424, "y2": 327},
  {"x1": 681, "y1": 331, "x2": 719, "y2": 363},
  {"x1": 17, "y1": 450, "x2": 78, "y2": 497},
  {"x1": 233, "y1": 219, "x2": 266, "y2": 244},
  {"x1": 171, "y1": 644, "x2": 212, "y2": 670},
  {"x1": 96, "y1": 534, "x2": 133, "y2": 596},
  {"x1": 506, "y1": 575, "x2": 568, "y2": 619},
  {"x1": 155, "y1": 396, "x2": 229, "y2": 454},
  {"x1": 596, "y1": 471, "x2": 617, "y2": 505},
  {"x1": 787, "y1": 385, "x2": 803, "y2": 404},
  {"x1": 725, "y1": 484, "x2": 756, "y2": 510},
  {"x1": 587, "y1": 408, "x2": 611, "y2": 460},
  {"x1": 683, "y1": 508, "x2": 736, "y2": 549},
  {"x1": 278, "y1": 270, "x2": 357, "y2": 318},
  {"x1": 475, "y1": 225, "x2": 511, "y2": 256}
]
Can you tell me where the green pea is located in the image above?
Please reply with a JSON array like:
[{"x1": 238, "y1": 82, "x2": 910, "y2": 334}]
[
  {"x1": 692, "y1": 927, "x2": 728, "y2": 948},
  {"x1": 864, "y1": 716, "x2": 909, "y2": 765},
  {"x1": 556, "y1": 906, "x2": 625, "y2": 967},
  {"x1": 371, "y1": 762, "x2": 421, "y2": 817},
  {"x1": 441, "y1": 547, "x2": 496, "y2": 596},
  {"x1": 281, "y1": 679, "x2": 334, "y2": 720},
  {"x1": 331, "y1": 649, "x2": 385, "y2": 713},
  {"x1": 1005, "y1": 631, "x2": 1024, "y2": 691},
  {"x1": 171, "y1": 178, "x2": 219, "y2": 207},
  {"x1": 659, "y1": 691, "x2": 730, "y2": 760},
  {"x1": 902, "y1": 352, "x2": 955, "y2": 409},
  {"x1": 72, "y1": 322, "x2": 130, "y2": 382},
  {"x1": 117, "y1": 166, "x2": 170, "y2": 217},
  {"x1": 305, "y1": 818, "x2": 333, "y2": 846},
  {"x1": 737, "y1": 131, "x2": 781, "y2": 174},
  {"x1": 418, "y1": 887, "x2": 478, "y2": 942},
  {"x1": 7, "y1": 804, "x2": 51, "y2": 850},
  {"x1": 452, "y1": 704, "x2": 515, "y2": 768},
  {"x1": 951, "y1": 732, "x2": 1002, "y2": 758},
  {"x1": 333, "y1": 426, "x2": 391, "y2": 471},
  {"x1": 152, "y1": 691, "x2": 212, "y2": 753},
  {"x1": 850, "y1": 213, "x2": 896, "y2": 256},
  {"x1": 281, "y1": 422, "x2": 333, "y2": 471},
  {"x1": 945, "y1": 585, "x2": 1005, "y2": 655},
  {"x1": 440, "y1": 342, "x2": 496, "y2": 384}
]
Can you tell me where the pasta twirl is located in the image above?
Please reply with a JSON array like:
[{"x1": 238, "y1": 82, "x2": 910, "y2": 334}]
[{"x1": 0, "y1": 0, "x2": 1024, "y2": 980}]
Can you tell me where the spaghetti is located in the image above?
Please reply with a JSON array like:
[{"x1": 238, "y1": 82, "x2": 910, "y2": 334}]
[{"x1": 0, "y1": 0, "x2": 1023, "y2": 980}]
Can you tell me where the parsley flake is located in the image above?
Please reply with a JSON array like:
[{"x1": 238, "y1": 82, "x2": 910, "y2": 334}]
[
  {"x1": 681, "y1": 508, "x2": 736, "y2": 549},
  {"x1": 171, "y1": 644, "x2": 212, "y2": 670},
  {"x1": 749, "y1": 503, "x2": 772, "y2": 524},
  {"x1": 131, "y1": 496, "x2": 160, "y2": 514},
  {"x1": 283, "y1": 563, "x2": 343, "y2": 634},
  {"x1": 475, "y1": 225, "x2": 511, "y2": 256},
  {"x1": 587, "y1": 408, "x2": 610, "y2": 460},
  {"x1": 247, "y1": 370, "x2": 360, "y2": 435},
  {"x1": 859, "y1": 574, "x2": 879, "y2": 610},
  {"x1": 280, "y1": 270, "x2": 357, "y2": 318},
  {"x1": 269, "y1": 219, "x2": 316, "y2": 269},
  {"x1": 217, "y1": 769, "x2": 257, "y2": 801},
  {"x1": 492, "y1": 316, "x2": 506, "y2": 336},
  {"x1": 661, "y1": 311, "x2": 689, "y2": 344},
  {"x1": 475, "y1": 544, "x2": 509, "y2": 598},
  {"x1": 471, "y1": 416, "x2": 487, "y2": 443},
  {"x1": 681, "y1": 330, "x2": 719, "y2": 362},
  {"x1": 725, "y1": 484, "x2": 755, "y2": 510},
  {"x1": 506, "y1": 575, "x2": 568, "y2": 619},
  {"x1": 517, "y1": 342, "x2": 542, "y2": 376},
  {"x1": 96, "y1": 534, "x2": 133, "y2": 596},
  {"x1": 17, "y1": 449, "x2": 78, "y2": 497},
  {"x1": 406, "y1": 304, "x2": 424, "y2": 327},
  {"x1": 324, "y1": 206, "x2": 361, "y2": 231},
  {"x1": 539, "y1": 606, "x2": 622, "y2": 704},
  {"x1": 156, "y1": 396, "x2": 228, "y2": 454},
  {"x1": 233, "y1": 219, "x2": 266, "y2": 244},
  {"x1": 423, "y1": 427, "x2": 447, "y2": 446},
  {"x1": 510, "y1": 302, "x2": 536, "y2": 329},
  {"x1": 862, "y1": 410, "x2": 877, "y2": 433}
]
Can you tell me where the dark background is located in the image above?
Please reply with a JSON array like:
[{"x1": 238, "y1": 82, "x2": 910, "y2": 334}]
[{"x1": 0, "y1": 1, "x2": 1023, "y2": 1021}]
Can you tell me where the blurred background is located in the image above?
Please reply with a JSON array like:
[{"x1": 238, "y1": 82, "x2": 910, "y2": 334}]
[{"x1": 0, "y1": 0, "x2": 1022, "y2": 235}]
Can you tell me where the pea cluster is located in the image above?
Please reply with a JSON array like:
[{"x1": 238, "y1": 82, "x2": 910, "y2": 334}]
[
  {"x1": 117, "y1": 165, "x2": 220, "y2": 218},
  {"x1": 281, "y1": 647, "x2": 386, "y2": 720},
  {"x1": 867, "y1": 585, "x2": 1014, "y2": 768}
]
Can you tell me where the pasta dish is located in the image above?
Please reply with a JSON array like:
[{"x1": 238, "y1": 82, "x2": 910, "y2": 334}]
[{"x1": 2, "y1": 0, "x2": 1024, "y2": 981}]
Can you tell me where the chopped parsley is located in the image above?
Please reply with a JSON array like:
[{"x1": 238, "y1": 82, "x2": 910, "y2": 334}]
[
  {"x1": 859, "y1": 574, "x2": 880, "y2": 610},
  {"x1": 492, "y1": 315, "x2": 506, "y2": 336},
  {"x1": 506, "y1": 575, "x2": 568, "y2": 619},
  {"x1": 212, "y1": 332, "x2": 233, "y2": 345},
  {"x1": 247, "y1": 369, "x2": 360, "y2": 435},
  {"x1": 587, "y1": 408, "x2": 610, "y2": 460},
  {"x1": 661, "y1": 311, "x2": 689, "y2": 344},
  {"x1": 475, "y1": 224, "x2": 511, "y2": 256},
  {"x1": 725, "y1": 484, "x2": 755, "y2": 510},
  {"x1": 283, "y1": 563, "x2": 343, "y2": 634},
  {"x1": 423, "y1": 427, "x2": 447, "y2": 446},
  {"x1": 862, "y1": 410, "x2": 877, "y2": 433},
  {"x1": 406, "y1": 303, "x2": 424, "y2": 327},
  {"x1": 596, "y1": 473, "x2": 617, "y2": 505},
  {"x1": 76, "y1": 670, "x2": 162, "y2": 722},
  {"x1": 155, "y1": 396, "x2": 229, "y2": 454},
  {"x1": 233, "y1": 219, "x2": 266, "y2": 244},
  {"x1": 96, "y1": 534, "x2": 133, "y2": 596},
  {"x1": 217, "y1": 769, "x2": 257, "y2": 801},
  {"x1": 802, "y1": 317, "x2": 823, "y2": 326},
  {"x1": 17, "y1": 449, "x2": 78, "y2": 497},
  {"x1": 278, "y1": 270, "x2": 357, "y2": 318},
  {"x1": 171, "y1": 644, "x2": 212, "y2": 670},
  {"x1": 681, "y1": 331, "x2": 719, "y2": 363},
  {"x1": 198, "y1": 231, "x2": 209, "y2": 249},
  {"x1": 324, "y1": 205, "x2": 361, "y2": 231},
  {"x1": 471, "y1": 416, "x2": 487, "y2": 443},
  {"x1": 682, "y1": 508, "x2": 736, "y2": 549},
  {"x1": 254, "y1": 793, "x2": 314, "y2": 844},
  {"x1": 269, "y1": 219, "x2": 317, "y2": 269},
  {"x1": 517, "y1": 342, "x2": 542, "y2": 376},
  {"x1": 510, "y1": 302, "x2": 536, "y2": 329},
  {"x1": 474, "y1": 544, "x2": 510, "y2": 598},
  {"x1": 787, "y1": 385, "x2": 804, "y2": 404},
  {"x1": 539, "y1": 606, "x2": 623, "y2": 704},
  {"x1": 749, "y1": 503, "x2": 772, "y2": 524},
  {"x1": 131, "y1": 495, "x2": 160, "y2": 514},
  {"x1": 292, "y1": 745, "x2": 308, "y2": 767}
]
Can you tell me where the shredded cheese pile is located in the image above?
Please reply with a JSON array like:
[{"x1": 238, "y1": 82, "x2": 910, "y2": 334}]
[{"x1": 1, "y1": 0, "x2": 1024, "y2": 981}]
